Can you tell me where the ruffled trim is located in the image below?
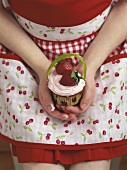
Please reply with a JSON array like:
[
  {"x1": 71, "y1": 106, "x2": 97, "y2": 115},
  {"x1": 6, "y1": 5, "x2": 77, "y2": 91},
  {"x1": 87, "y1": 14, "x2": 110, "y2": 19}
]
[
  {"x1": 12, "y1": 140, "x2": 127, "y2": 164},
  {"x1": 1, "y1": 133, "x2": 127, "y2": 164}
]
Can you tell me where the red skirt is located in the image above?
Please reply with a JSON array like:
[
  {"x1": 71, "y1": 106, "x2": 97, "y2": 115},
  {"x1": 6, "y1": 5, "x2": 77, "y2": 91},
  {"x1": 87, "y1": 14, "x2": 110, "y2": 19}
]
[
  {"x1": 11, "y1": 139, "x2": 127, "y2": 164},
  {"x1": 0, "y1": 133, "x2": 127, "y2": 164}
]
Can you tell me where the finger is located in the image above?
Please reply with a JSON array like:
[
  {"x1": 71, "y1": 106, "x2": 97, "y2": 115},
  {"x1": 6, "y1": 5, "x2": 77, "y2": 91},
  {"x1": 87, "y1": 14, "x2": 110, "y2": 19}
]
[
  {"x1": 57, "y1": 105, "x2": 79, "y2": 121},
  {"x1": 39, "y1": 91, "x2": 77, "y2": 120},
  {"x1": 66, "y1": 81, "x2": 95, "y2": 113},
  {"x1": 66, "y1": 105, "x2": 83, "y2": 113},
  {"x1": 39, "y1": 95, "x2": 69, "y2": 120},
  {"x1": 68, "y1": 113, "x2": 78, "y2": 121},
  {"x1": 49, "y1": 109, "x2": 69, "y2": 120},
  {"x1": 79, "y1": 83, "x2": 95, "y2": 111},
  {"x1": 56, "y1": 104, "x2": 63, "y2": 112},
  {"x1": 62, "y1": 106, "x2": 80, "y2": 115},
  {"x1": 39, "y1": 84, "x2": 56, "y2": 111},
  {"x1": 61, "y1": 106, "x2": 72, "y2": 114},
  {"x1": 56, "y1": 106, "x2": 78, "y2": 120},
  {"x1": 39, "y1": 89, "x2": 54, "y2": 111},
  {"x1": 50, "y1": 111, "x2": 78, "y2": 121},
  {"x1": 56, "y1": 104, "x2": 76, "y2": 114}
]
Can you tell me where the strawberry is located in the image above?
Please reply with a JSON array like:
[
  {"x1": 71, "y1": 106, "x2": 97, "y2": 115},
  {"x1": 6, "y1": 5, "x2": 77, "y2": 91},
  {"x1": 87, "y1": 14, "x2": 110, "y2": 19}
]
[
  {"x1": 56, "y1": 59, "x2": 73, "y2": 75},
  {"x1": 60, "y1": 70, "x2": 79, "y2": 86}
]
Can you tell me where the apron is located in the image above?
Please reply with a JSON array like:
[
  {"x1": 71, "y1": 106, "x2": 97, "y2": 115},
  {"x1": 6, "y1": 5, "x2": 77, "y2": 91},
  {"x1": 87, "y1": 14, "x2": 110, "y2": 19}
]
[{"x1": 1, "y1": 0, "x2": 127, "y2": 164}]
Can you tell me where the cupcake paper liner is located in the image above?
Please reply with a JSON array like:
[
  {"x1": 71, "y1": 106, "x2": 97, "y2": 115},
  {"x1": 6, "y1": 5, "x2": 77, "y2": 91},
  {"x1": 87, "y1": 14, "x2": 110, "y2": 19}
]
[{"x1": 52, "y1": 91, "x2": 83, "y2": 106}]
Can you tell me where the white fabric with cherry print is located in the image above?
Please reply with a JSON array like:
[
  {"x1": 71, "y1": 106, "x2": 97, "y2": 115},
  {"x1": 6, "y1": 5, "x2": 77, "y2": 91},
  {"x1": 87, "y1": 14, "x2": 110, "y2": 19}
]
[{"x1": 0, "y1": 57, "x2": 127, "y2": 145}]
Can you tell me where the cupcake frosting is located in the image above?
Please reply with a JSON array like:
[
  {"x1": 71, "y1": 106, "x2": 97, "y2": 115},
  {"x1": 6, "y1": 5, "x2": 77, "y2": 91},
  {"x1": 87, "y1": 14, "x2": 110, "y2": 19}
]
[{"x1": 48, "y1": 71, "x2": 85, "y2": 96}]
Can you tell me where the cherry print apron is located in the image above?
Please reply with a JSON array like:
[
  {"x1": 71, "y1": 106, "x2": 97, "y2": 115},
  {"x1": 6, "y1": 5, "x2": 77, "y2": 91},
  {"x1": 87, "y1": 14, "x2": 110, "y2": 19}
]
[{"x1": 1, "y1": 0, "x2": 127, "y2": 164}]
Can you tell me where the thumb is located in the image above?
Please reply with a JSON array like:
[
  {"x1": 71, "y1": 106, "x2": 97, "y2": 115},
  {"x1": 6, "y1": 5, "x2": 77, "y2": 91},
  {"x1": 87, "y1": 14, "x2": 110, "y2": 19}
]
[
  {"x1": 80, "y1": 80, "x2": 95, "y2": 110},
  {"x1": 39, "y1": 85, "x2": 55, "y2": 113}
]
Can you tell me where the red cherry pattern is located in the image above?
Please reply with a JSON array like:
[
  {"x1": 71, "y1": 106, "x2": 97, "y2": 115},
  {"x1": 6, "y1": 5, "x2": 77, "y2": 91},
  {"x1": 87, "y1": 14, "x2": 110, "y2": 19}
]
[
  {"x1": 17, "y1": 66, "x2": 21, "y2": 71},
  {"x1": 103, "y1": 130, "x2": 106, "y2": 135},
  {"x1": 34, "y1": 97, "x2": 39, "y2": 101},
  {"x1": 63, "y1": 120, "x2": 72, "y2": 127},
  {"x1": 110, "y1": 137, "x2": 113, "y2": 142},
  {"x1": 0, "y1": 123, "x2": 2, "y2": 129},
  {"x1": 19, "y1": 90, "x2": 27, "y2": 95},
  {"x1": 56, "y1": 139, "x2": 61, "y2": 144},
  {"x1": 60, "y1": 29, "x2": 65, "y2": 34},
  {"x1": 65, "y1": 130, "x2": 69, "y2": 133},
  {"x1": 40, "y1": 109, "x2": 44, "y2": 113},
  {"x1": 26, "y1": 118, "x2": 34, "y2": 125},
  {"x1": 115, "y1": 72, "x2": 119, "y2": 77},
  {"x1": 44, "y1": 117, "x2": 50, "y2": 125},
  {"x1": 108, "y1": 102, "x2": 112, "y2": 110},
  {"x1": 46, "y1": 133, "x2": 51, "y2": 140},
  {"x1": 4, "y1": 75, "x2": 7, "y2": 79},
  {"x1": 12, "y1": 114, "x2": 19, "y2": 124},
  {"x1": 25, "y1": 23, "x2": 29, "y2": 29},
  {"x1": 96, "y1": 83, "x2": 99, "y2": 87},
  {"x1": 16, "y1": 65, "x2": 25, "y2": 76},
  {"x1": 108, "y1": 119, "x2": 112, "y2": 124},
  {"x1": 77, "y1": 120, "x2": 85, "y2": 125},
  {"x1": 112, "y1": 59, "x2": 120, "y2": 64},
  {"x1": 86, "y1": 129, "x2": 92, "y2": 135},
  {"x1": 56, "y1": 139, "x2": 65, "y2": 145},
  {"x1": 24, "y1": 103, "x2": 30, "y2": 109},
  {"x1": 115, "y1": 109, "x2": 120, "y2": 114},
  {"x1": 116, "y1": 124, "x2": 120, "y2": 129},
  {"x1": 93, "y1": 119, "x2": 99, "y2": 125},
  {"x1": 2, "y1": 60, "x2": 9, "y2": 66},
  {"x1": 1, "y1": 52, "x2": 127, "y2": 145},
  {"x1": 7, "y1": 111, "x2": 10, "y2": 116},
  {"x1": 6, "y1": 86, "x2": 15, "y2": 93},
  {"x1": 43, "y1": 34, "x2": 47, "y2": 37}
]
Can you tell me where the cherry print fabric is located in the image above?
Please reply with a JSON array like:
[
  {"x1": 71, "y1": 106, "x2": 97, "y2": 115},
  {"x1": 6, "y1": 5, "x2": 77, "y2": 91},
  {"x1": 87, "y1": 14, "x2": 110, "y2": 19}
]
[
  {"x1": 1, "y1": 55, "x2": 127, "y2": 145},
  {"x1": 1, "y1": 0, "x2": 127, "y2": 164},
  {"x1": 11, "y1": 6, "x2": 111, "y2": 42}
]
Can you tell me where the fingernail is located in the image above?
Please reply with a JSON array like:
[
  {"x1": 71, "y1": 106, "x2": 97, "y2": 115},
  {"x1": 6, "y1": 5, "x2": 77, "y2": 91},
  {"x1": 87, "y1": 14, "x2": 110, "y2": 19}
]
[
  {"x1": 50, "y1": 103, "x2": 55, "y2": 111},
  {"x1": 47, "y1": 104, "x2": 55, "y2": 112},
  {"x1": 81, "y1": 103, "x2": 87, "y2": 109},
  {"x1": 66, "y1": 107, "x2": 70, "y2": 111},
  {"x1": 62, "y1": 115, "x2": 69, "y2": 119}
]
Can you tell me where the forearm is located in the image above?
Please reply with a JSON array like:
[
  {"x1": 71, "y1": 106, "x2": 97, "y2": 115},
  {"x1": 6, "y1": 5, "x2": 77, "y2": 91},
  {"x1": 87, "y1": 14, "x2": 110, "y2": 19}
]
[
  {"x1": 83, "y1": 0, "x2": 127, "y2": 75},
  {"x1": 0, "y1": 2, "x2": 50, "y2": 77}
]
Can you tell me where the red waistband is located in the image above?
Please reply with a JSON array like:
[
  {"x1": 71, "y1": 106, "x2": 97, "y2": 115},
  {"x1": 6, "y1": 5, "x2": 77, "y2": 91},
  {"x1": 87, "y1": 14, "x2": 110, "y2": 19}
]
[{"x1": 1, "y1": 53, "x2": 127, "y2": 66}]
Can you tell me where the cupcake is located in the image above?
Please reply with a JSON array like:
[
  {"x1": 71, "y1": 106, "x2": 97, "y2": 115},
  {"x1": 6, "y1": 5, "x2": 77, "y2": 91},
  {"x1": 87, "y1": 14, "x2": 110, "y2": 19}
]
[{"x1": 46, "y1": 54, "x2": 86, "y2": 106}]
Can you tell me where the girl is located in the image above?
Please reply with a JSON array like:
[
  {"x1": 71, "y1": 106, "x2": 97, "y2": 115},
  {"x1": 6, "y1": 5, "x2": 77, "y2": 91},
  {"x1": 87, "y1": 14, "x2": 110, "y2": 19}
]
[{"x1": 0, "y1": 0, "x2": 127, "y2": 169}]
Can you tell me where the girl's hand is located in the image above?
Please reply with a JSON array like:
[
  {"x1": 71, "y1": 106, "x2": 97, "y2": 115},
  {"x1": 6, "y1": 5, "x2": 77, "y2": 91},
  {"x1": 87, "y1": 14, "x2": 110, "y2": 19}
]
[
  {"x1": 38, "y1": 73, "x2": 77, "y2": 121},
  {"x1": 62, "y1": 75, "x2": 96, "y2": 115},
  {"x1": 60, "y1": 62, "x2": 96, "y2": 116}
]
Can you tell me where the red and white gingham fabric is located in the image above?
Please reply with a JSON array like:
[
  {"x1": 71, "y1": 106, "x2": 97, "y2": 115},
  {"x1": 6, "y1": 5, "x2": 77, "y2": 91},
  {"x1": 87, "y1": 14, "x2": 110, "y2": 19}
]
[
  {"x1": 31, "y1": 32, "x2": 98, "y2": 65},
  {"x1": 32, "y1": 31, "x2": 127, "y2": 64},
  {"x1": 1, "y1": 31, "x2": 127, "y2": 65}
]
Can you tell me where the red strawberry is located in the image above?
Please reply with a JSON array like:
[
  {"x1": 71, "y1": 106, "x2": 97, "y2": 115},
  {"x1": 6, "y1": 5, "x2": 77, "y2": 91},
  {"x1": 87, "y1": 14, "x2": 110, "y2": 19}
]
[
  {"x1": 56, "y1": 59, "x2": 73, "y2": 75},
  {"x1": 60, "y1": 70, "x2": 78, "y2": 86}
]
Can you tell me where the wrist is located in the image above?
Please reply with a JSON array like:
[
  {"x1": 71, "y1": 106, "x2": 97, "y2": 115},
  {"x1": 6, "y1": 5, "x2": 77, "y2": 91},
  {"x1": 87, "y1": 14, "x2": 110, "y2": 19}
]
[
  {"x1": 77, "y1": 59, "x2": 97, "y2": 78},
  {"x1": 36, "y1": 65, "x2": 50, "y2": 80},
  {"x1": 82, "y1": 55, "x2": 100, "y2": 76},
  {"x1": 86, "y1": 63, "x2": 98, "y2": 76},
  {"x1": 31, "y1": 60, "x2": 50, "y2": 80}
]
